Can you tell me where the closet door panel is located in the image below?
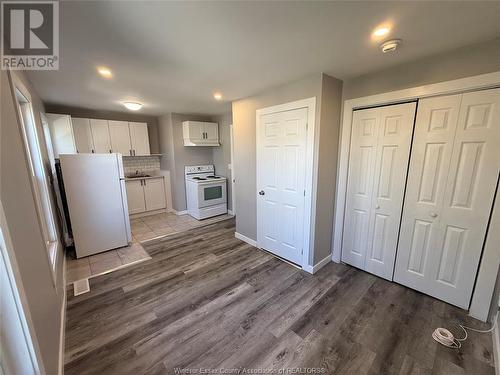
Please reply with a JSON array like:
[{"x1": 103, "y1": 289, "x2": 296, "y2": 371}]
[
  {"x1": 342, "y1": 108, "x2": 380, "y2": 269},
  {"x1": 364, "y1": 102, "x2": 416, "y2": 280},
  {"x1": 395, "y1": 88, "x2": 500, "y2": 308},
  {"x1": 427, "y1": 88, "x2": 500, "y2": 307},
  {"x1": 394, "y1": 95, "x2": 461, "y2": 287}
]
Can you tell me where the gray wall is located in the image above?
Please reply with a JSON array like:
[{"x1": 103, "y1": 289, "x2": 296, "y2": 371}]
[
  {"x1": 343, "y1": 37, "x2": 500, "y2": 100},
  {"x1": 1, "y1": 71, "x2": 65, "y2": 375},
  {"x1": 43, "y1": 104, "x2": 161, "y2": 154},
  {"x1": 212, "y1": 111, "x2": 233, "y2": 211},
  {"x1": 158, "y1": 112, "x2": 214, "y2": 211},
  {"x1": 232, "y1": 73, "x2": 343, "y2": 265},
  {"x1": 312, "y1": 74, "x2": 343, "y2": 263}
]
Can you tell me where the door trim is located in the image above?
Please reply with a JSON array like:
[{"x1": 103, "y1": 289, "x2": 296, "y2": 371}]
[
  {"x1": 333, "y1": 71, "x2": 500, "y2": 321},
  {"x1": 256, "y1": 97, "x2": 316, "y2": 271}
]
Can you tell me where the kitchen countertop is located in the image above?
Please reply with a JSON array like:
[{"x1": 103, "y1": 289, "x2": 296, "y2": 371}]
[{"x1": 124, "y1": 175, "x2": 164, "y2": 181}]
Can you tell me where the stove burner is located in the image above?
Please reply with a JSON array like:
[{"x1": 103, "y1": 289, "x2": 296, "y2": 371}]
[
  {"x1": 192, "y1": 177, "x2": 207, "y2": 180},
  {"x1": 206, "y1": 175, "x2": 221, "y2": 179}
]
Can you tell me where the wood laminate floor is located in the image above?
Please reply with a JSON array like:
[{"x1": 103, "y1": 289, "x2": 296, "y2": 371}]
[{"x1": 65, "y1": 218, "x2": 494, "y2": 375}]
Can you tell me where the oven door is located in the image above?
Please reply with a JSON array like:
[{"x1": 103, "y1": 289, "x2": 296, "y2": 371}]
[{"x1": 197, "y1": 181, "x2": 226, "y2": 208}]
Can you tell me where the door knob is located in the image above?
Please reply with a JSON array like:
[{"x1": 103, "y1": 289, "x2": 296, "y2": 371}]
[
  {"x1": 430, "y1": 212, "x2": 438, "y2": 218},
  {"x1": 258, "y1": 190, "x2": 265, "y2": 196}
]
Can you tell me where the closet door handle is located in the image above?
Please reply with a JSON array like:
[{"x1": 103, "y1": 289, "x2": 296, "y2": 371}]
[{"x1": 429, "y1": 212, "x2": 438, "y2": 218}]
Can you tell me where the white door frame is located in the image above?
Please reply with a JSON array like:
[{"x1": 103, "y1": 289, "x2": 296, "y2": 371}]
[
  {"x1": 256, "y1": 97, "x2": 316, "y2": 271},
  {"x1": 333, "y1": 71, "x2": 500, "y2": 321},
  {"x1": 229, "y1": 124, "x2": 236, "y2": 216}
]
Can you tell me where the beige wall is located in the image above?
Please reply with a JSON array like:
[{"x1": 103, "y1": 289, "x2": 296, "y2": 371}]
[
  {"x1": 158, "y1": 112, "x2": 214, "y2": 211},
  {"x1": 232, "y1": 73, "x2": 343, "y2": 265},
  {"x1": 212, "y1": 111, "x2": 233, "y2": 211},
  {"x1": 44, "y1": 104, "x2": 161, "y2": 154},
  {"x1": 1, "y1": 71, "x2": 65, "y2": 375},
  {"x1": 343, "y1": 37, "x2": 500, "y2": 100}
]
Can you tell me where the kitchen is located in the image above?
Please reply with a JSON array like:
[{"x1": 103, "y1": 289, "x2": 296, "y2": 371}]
[{"x1": 46, "y1": 107, "x2": 233, "y2": 284}]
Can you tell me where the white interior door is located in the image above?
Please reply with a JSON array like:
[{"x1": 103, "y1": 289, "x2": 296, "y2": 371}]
[
  {"x1": 90, "y1": 119, "x2": 111, "y2": 154},
  {"x1": 394, "y1": 88, "x2": 500, "y2": 308},
  {"x1": 130, "y1": 122, "x2": 150, "y2": 156},
  {"x1": 341, "y1": 108, "x2": 380, "y2": 270},
  {"x1": 257, "y1": 107, "x2": 307, "y2": 265},
  {"x1": 109, "y1": 120, "x2": 132, "y2": 156},
  {"x1": 342, "y1": 102, "x2": 416, "y2": 280},
  {"x1": 72, "y1": 117, "x2": 94, "y2": 153}
]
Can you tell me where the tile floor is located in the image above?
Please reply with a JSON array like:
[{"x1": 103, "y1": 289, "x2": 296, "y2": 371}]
[
  {"x1": 66, "y1": 212, "x2": 234, "y2": 285},
  {"x1": 66, "y1": 242, "x2": 150, "y2": 284},
  {"x1": 130, "y1": 212, "x2": 234, "y2": 242}
]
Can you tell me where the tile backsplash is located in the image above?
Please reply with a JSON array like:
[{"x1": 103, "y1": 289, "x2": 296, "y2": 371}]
[{"x1": 123, "y1": 156, "x2": 161, "y2": 175}]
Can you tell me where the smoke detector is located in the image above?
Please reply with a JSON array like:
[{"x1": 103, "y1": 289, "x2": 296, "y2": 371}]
[{"x1": 380, "y1": 39, "x2": 402, "y2": 53}]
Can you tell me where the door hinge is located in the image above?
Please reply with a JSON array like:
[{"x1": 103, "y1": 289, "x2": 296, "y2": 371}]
[
  {"x1": 303, "y1": 190, "x2": 306, "y2": 196},
  {"x1": 306, "y1": 123, "x2": 308, "y2": 131}
]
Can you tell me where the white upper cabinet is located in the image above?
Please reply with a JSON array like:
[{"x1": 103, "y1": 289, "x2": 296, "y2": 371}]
[
  {"x1": 46, "y1": 114, "x2": 76, "y2": 157},
  {"x1": 90, "y1": 119, "x2": 112, "y2": 154},
  {"x1": 129, "y1": 122, "x2": 150, "y2": 156},
  {"x1": 109, "y1": 120, "x2": 133, "y2": 156},
  {"x1": 72, "y1": 117, "x2": 94, "y2": 153},
  {"x1": 47, "y1": 114, "x2": 151, "y2": 156},
  {"x1": 182, "y1": 121, "x2": 219, "y2": 146}
]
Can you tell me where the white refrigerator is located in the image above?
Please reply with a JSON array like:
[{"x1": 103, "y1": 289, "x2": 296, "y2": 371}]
[{"x1": 59, "y1": 154, "x2": 132, "y2": 258}]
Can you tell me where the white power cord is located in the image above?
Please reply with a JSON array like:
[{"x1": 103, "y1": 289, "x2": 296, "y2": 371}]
[{"x1": 432, "y1": 310, "x2": 499, "y2": 348}]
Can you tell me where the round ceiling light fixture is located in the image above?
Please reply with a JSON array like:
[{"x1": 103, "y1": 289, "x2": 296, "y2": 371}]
[
  {"x1": 213, "y1": 92, "x2": 222, "y2": 101},
  {"x1": 122, "y1": 101, "x2": 143, "y2": 111},
  {"x1": 380, "y1": 39, "x2": 402, "y2": 53}
]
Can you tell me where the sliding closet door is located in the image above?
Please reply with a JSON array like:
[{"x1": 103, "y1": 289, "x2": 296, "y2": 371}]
[
  {"x1": 342, "y1": 102, "x2": 416, "y2": 279},
  {"x1": 394, "y1": 88, "x2": 500, "y2": 309}
]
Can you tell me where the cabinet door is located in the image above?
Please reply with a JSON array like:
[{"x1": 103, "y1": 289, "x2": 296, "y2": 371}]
[
  {"x1": 129, "y1": 122, "x2": 150, "y2": 156},
  {"x1": 204, "y1": 122, "x2": 219, "y2": 143},
  {"x1": 144, "y1": 178, "x2": 166, "y2": 211},
  {"x1": 46, "y1": 113, "x2": 76, "y2": 157},
  {"x1": 108, "y1": 120, "x2": 132, "y2": 156},
  {"x1": 90, "y1": 119, "x2": 111, "y2": 154},
  {"x1": 125, "y1": 180, "x2": 146, "y2": 214},
  {"x1": 72, "y1": 117, "x2": 94, "y2": 153},
  {"x1": 183, "y1": 121, "x2": 204, "y2": 143}
]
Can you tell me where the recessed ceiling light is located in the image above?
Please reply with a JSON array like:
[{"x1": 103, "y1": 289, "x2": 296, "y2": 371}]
[
  {"x1": 373, "y1": 26, "x2": 391, "y2": 37},
  {"x1": 380, "y1": 39, "x2": 402, "y2": 53},
  {"x1": 213, "y1": 92, "x2": 222, "y2": 101},
  {"x1": 123, "y1": 102, "x2": 143, "y2": 111},
  {"x1": 97, "y1": 66, "x2": 113, "y2": 79}
]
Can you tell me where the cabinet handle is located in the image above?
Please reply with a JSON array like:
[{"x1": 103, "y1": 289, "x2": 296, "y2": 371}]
[
  {"x1": 133, "y1": 149, "x2": 136, "y2": 156},
  {"x1": 91, "y1": 149, "x2": 95, "y2": 153},
  {"x1": 109, "y1": 149, "x2": 112, "y2": 153},
  {"x1": 129, "y1": 149, "x2": 132, "y2": 156}
]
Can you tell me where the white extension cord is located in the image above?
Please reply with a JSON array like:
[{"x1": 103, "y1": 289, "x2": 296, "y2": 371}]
[{"x1": 432, "y1": 310, "x2": 499, "y2": 348}]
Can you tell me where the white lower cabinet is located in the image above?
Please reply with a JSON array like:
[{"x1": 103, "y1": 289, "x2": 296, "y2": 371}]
[
  {"x1": 125, "y1": 179, "x2": 146, "y2": 214},
  {"x1": 125, "y1": 177, "x2": 166, "y2": 215},
  {"x1": 143, "y1": 178, "x2": 166, "y2": 211}
]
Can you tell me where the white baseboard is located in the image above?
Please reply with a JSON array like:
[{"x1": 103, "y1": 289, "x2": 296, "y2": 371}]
[
  {"x1": 235, "y1": 232, "x2": 257, "y2": 247},
  {"x1": 58, "y1": 255, "x2": 67, "y2": 375},
  {"x1": 228, "y1": 209, "x2": 234, "y2": 216},
  {"x1": 302, "y1": 254, "x2": 332, "y2": 274},
  {"x1": 494, "y1": 318, "x2": 500, "y2": 375},
  {"x1": 175, "y1": 210, "x2": 188, "y2": 216}
]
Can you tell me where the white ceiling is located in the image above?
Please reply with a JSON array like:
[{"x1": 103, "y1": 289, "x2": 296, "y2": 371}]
[{"x1": 27, "y1": 1, "x2": 500, "y2": 116}]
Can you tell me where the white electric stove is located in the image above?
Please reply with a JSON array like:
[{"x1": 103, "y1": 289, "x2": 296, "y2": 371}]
[{"x1": 185, "y1": 165, "x2": 227, "y2": 220}]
